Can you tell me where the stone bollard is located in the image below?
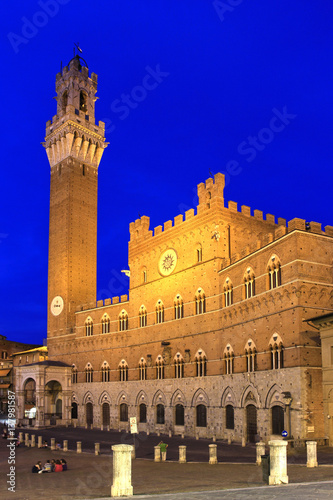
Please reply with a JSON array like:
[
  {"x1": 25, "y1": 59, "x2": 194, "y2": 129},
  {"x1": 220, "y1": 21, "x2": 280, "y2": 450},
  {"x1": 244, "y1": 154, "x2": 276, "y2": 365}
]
[
  {"x1": 228, "y1": 436, "x2": 232, "y2": 445},
  {"x1": 51, "y1": 438, "x2": 56, "y2": 451},
  {"x1": 196, "y1": 434, "x2": 199, "y2": 441},
  {"x1": 85, "y1": 423, "x2": 88, "y2": 429},
  {"x1": 38, "y1": 436, "x2": 43, "y2": 448},
  {"x1": 256, "y1": 442, "x2": 266, "y2": 465},
  {"x1": 77, "y1": 441, "x2": 82, "y2": 454},
  {"x1": 268, "y1": 440, "x2": 288, "y2": 485},
  {"x1": 179, "y1": 445, "x2": 187, "y2": 463},
  {"x1": 154, "y1": 445, "x2": 161, "y2": 462},
  {"x1": 157, "y1": 430, "x2": 160, "y2": 437},
  {"x1": 181, "y1": 433, "x2": 184, "y2": 439},
  {"x1": 25, "y1": 433, "x2": 29, "y2": 447},
  {"x1": 19, "y1": 432, "x2": 24, "y2": 444},
  {"x1": 31, "y1": 435, "x2": 36, "y2": 447},
  {"x1": 168, "y1": 430, "x2": 172, "y2": 438},
  {"x1": 213, "y1": 435, "x2": 216, "y2": 442},
  {"x1": 306, "y1": 441, "x2": 318, "y2": 467},
  {"x1": 209, "y1": 444, "x2": 218, "y2": 464},
  {"x1": 95, "y1": 443, "x2": 100, "y2": 456},
  {"x1": 101, "y1": 425, "x2": 103, "y2": 431},
  {"x1": 74, "y1": 421, "x2": 77, "y2": 428},
  {"x1": 242, "y1": 437, "x2": 246, "y2": 447},
  {"x1": 63, "y1": 440, "x2": 68, "y2": 452},
  {"x1": 111, "y1": 444, "x2": 133, "y2": 497},
  {"x1": 146, "y1": 429, "x2": 149, "y2": 436}
]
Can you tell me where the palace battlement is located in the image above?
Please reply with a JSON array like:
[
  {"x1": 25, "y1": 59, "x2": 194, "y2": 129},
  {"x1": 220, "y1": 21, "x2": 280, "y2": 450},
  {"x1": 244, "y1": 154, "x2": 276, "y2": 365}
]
[
  {"x1": 130, "y1": 173, "x2": 332, "y2": 244},
  {"x1": 221, "y1": 219, "x2": 333, "y2": 269},
  {"x1": 76, "y1": 294, "x2": 129, "y2": 313}
]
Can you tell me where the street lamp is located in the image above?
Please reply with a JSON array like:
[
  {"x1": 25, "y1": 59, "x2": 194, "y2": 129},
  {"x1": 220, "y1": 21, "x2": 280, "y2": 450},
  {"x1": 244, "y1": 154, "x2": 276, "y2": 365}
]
[{"x1": 282, "y1": 391, "x2": 293, "y2": 439}]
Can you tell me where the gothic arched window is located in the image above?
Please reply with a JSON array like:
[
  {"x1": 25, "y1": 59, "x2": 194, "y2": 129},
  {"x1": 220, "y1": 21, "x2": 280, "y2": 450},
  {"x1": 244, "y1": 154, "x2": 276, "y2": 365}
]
[
  {"x1": 85, "y1": 317, "x2": 93, "y2": 336},
  {"x1": 156, "y1": 300, "x2": 164, "y2": 324},
  {"x1": 156, "y1": 355, "x2": 164, "y2": 380},
  {"x1": 139, "y1": 358, "x2": 147, "y2": 381},
  {"x1": 101, "y1": 314, "x2": 110, "y2": 334},
  {"x1": 119, "y1": 310, "x2": 128, "y2": 331},
  {"x1": 174, "y1": 353, "x2": 184, "y2": 379},
  {"x1": 244, "y1": 268, "x2": 255, "y2": 299},
  {"x1": 195, "y1": 288, "x2": 206, "y2": 315},
  {"x1": 268, "y1": 255, "x2": 282, "y2": 290},
  {"x1": 195, "y1": 349, "x2": 207, "y2": 377},
  {"x1": 119, "y1": 360, "x2": 128, "y2": 381},
  {"x1": 139, "y1": 305, "x2": 147, "y2": 328},
  {"x1": 174, "y1": 295, "x2": 184, "y2": 319}
]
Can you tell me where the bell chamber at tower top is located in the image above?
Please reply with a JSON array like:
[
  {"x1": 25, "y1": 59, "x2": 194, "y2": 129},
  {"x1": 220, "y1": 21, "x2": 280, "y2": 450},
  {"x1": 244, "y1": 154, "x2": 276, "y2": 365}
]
[{"x1": 42, "y1": 55, "x2": 108, "y2": 169}]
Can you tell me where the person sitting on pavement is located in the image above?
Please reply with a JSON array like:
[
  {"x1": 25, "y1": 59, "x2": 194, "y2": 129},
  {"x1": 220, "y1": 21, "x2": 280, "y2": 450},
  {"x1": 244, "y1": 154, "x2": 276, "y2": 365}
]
[
  {"x1": 50, "y1": 459, "x2": 56, "y2": 472},
  {"x1": 42, "y1": 440, "x2": 48, "y2": 448},
  {"x1": 61, "y1": 459, "x2": 67, "y2": 471},
  {"x1": 42, "y1": 460, "x2": 52, "y2": 473},
  {"x1": 32, "y1": 461, "x2": 42, "y2": 473},
  {"x1": 54, "y1": 459, "x2": 63, "y2": 472}
]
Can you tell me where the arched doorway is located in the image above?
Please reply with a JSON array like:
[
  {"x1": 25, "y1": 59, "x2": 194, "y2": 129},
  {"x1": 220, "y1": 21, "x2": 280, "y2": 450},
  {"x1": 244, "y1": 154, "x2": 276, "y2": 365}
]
[
  {"x1": 246, "y1": 404, "x2": 257, "y2": 442},
  {"x1": 102, "y1": 402, "x2": 110, "y2": 427},
  {"x1": 24, "y1": 378, "x2": 36, "y2": 424},
  {"x1": 71, "y1": 402, "x2": 78, "y2": 419},
  {"x1": 196, "y1": 404, "x2": 207, "y2": 427},
  {"x1": 86, "y1": 402, "x2": 93, "y2": 426},
  {"x1": 272, "y1": 405, "x2": 284, "y2": 435},
  {"x1": 45, "y1": 380, "x2": 62, "y2": 425},
  {"x1": 175, "y1": 404, "x2": 185, "y2": 426}
]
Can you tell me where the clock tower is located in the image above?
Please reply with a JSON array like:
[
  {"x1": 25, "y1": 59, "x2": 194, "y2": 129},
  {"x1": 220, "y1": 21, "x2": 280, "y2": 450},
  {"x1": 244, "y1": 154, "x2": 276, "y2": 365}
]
[{"x1": 43, "y1": 55, "x2": 108, "y2": 344}]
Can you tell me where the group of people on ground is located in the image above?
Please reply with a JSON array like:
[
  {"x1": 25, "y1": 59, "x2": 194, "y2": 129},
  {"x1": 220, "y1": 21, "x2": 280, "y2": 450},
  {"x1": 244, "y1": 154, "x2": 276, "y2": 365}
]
[{"x1": 32, "y1": 459, "x2": 67, "y2": 473}]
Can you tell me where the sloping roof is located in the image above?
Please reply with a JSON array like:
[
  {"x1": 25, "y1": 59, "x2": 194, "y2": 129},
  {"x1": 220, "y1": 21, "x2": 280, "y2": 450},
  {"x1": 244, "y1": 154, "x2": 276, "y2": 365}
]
[
  {"x1": 24, "y1": 360, "x2": 70, "y2": 368},
  {"x1": 0, "y1": 369, "x2": 11, "y2": 377},
  {"x1": 13, "y1": 346, "x2": 47, "y2": 356}
]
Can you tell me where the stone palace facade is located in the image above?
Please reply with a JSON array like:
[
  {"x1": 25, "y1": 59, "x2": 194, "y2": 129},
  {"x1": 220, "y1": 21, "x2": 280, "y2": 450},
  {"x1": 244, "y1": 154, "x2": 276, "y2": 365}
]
[{"x1": 14, "y1": 55, "x2": 333, "y2": 444}]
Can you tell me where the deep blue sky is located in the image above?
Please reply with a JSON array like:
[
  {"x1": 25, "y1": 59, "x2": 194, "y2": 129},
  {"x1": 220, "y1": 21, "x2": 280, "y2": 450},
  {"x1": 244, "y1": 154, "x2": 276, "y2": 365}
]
[{"x1": 1, "y1": 1, "x2": 332, "y2": 345}]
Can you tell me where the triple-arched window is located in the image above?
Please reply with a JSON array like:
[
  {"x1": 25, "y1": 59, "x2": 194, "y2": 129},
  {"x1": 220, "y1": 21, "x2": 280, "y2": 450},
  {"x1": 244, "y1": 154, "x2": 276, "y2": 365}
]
[
  {"x1": 195, "y1": 349, "x2": 207, "y2": 377},
  {"x1": 101, "y1": 314, "x2": 110, "y2": 334},
  {"x1": 195, "y1": 288, "x2": 206, "y2": 314},
  {"x1": 119, "y1": 310, "x2": 128, "y2": 331},
  {"x1": 245, "y1": 340, "x2": 256, "y2": 372},
  {"x1": 223, "y1": 344, "x2": 234, "y2": 375},
  {"x1": 156, "y1": 355, "x2": 164, "y2": 380},
  {"x1": 119, "y1": 360, "x2": 128, "y2": 381},
  {"x1": 156, "y1": 300, "x2": 164, "y2": 324},
  {"x1": 174, "y1": 353, "x2": 184, "y2": 378},
  {"x1": 85, "y1": 317, "x2": 93, "y2": 336},
  {"x1": 71, "y1": 364, "x2": 78, "y2": 384},
  {"x1": 174, "y1": 295, "x2": 184, "y2": 319},
  {"x1": 244, "y1": 268, "x2": 255, "y2": 299},
  {"x1": 85, "y1": 363, "x2": 93, "y2": 382},
  {"x1": 268, "y1": 255, "x2": 282, "y2": 289},
  {"x1": 101, "y1": 361, "x2": 110, "y2": 382},
  {"x1": 139, "y1": 305, "x2": 147, "y2": 328},
  {"x1": 223, "y1": 278, "x2": 233, "y2": 307},
  {"x1": 269, "y1": 334, "x2": 284, "y2": 369}
]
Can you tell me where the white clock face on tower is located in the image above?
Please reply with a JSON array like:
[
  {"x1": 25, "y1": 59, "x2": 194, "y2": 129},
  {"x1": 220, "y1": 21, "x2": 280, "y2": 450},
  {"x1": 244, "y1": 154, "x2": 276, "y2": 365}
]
[
  {"x1": 158, "y1": 249, "x2": 177, "y2": 276},
  {"x1": 50, "y1": 296, "x2": 64, "y2": 316}
]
